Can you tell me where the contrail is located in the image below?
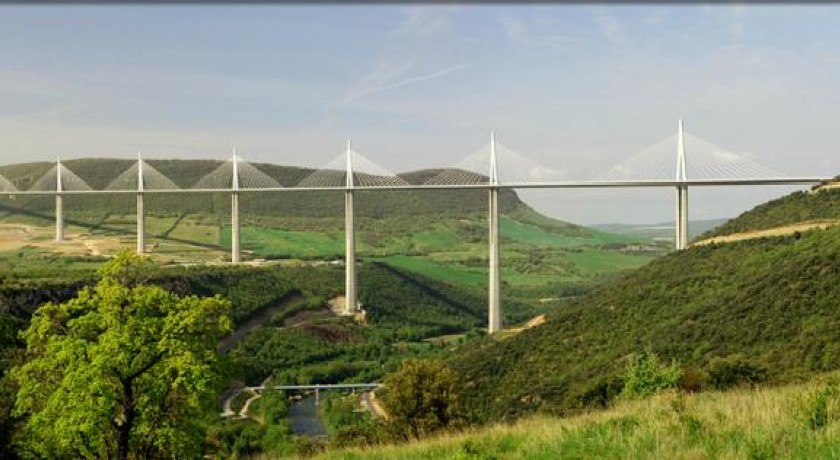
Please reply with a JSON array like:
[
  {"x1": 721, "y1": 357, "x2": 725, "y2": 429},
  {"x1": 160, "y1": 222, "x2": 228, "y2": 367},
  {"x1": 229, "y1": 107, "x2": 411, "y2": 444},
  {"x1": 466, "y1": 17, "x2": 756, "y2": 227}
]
[{"x1": 344, "y1": 62, "x2": 472, "y2": 103}]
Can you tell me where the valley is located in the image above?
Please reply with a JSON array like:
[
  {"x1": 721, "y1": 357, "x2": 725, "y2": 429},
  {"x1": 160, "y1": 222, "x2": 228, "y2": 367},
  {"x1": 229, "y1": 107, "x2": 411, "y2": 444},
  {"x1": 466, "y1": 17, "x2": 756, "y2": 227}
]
[{"x1": 1, "y1": 161, "x2": 839, "y2": 458}]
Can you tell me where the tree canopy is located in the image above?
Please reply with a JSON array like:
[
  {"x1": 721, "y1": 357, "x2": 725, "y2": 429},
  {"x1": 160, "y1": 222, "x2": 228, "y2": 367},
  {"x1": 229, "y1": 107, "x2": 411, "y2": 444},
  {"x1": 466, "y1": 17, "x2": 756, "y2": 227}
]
[
  {"x1": 379, "y1": 359, "x2": 464, "y2": 439},
  {"x1": 11, "y1": 251, "x2": 232, "y2": 459}
]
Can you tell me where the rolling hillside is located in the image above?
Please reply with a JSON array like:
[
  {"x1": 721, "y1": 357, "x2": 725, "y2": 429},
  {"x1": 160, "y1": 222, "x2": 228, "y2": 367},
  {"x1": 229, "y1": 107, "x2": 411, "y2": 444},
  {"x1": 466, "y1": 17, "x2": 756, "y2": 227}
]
[
  {"x1": 0, "y1": 159, "x2": 662, "y2": 293},
  {"x1": 317, "y1": 376, "x2": 840, "y2": 459},
  {"x1": 699, "y1": 179, "x2": 840, "y2": 240},
  {"x1": 449, "y1": 184, "x2": 840, "y2": 423}
]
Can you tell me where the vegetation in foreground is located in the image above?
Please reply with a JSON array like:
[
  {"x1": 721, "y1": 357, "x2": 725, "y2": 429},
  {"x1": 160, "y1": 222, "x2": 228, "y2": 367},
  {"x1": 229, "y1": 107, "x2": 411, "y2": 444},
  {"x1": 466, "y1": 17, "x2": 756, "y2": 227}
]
[
  {"x1": 316, "y1": 374, "x2": 840, "y2": 459},
  {"x1": 10, "y1": 252, "x2": 233, "y2": 458},
  {"x1": 449, "y1": 224, "x2": 840, "y2": 423}
]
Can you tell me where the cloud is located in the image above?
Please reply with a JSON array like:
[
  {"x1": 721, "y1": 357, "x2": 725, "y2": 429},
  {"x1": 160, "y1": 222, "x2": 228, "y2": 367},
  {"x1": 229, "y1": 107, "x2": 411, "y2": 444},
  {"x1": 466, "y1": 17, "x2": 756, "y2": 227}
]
[
  {"x1": 498, "y1": 15, "x2": 577, "y2": 52},
  {"x1": 391, "y1": 6, "x2": 456, "y2": 38},
  {"x1": 341, "y1": 60, "x2": 472, "y2": 104},
  {"x1": 643, "y1": 11, "x2": 666, "y2": 25},
  {"x1": 731, "y1": 21, "x2": 744, "y2": 40},
  {"x1": 594, "y1": 12, "x2": 627, "y2": 46}
]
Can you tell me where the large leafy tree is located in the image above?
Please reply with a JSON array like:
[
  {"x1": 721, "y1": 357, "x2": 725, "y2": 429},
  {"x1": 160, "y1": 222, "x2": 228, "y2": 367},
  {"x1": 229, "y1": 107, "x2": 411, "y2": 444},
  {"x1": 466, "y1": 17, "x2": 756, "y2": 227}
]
[
  {"x1": 11, "y1": 251, "x2": 233, "y2": 459},
  {"x1": 379, "y1": 359, "x2": 464, "y2": 439}
]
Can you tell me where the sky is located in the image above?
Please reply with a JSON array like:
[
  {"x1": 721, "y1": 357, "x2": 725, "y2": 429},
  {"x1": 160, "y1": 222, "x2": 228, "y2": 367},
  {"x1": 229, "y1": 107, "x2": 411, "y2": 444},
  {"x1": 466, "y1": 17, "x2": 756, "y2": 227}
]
[{"x1": 1, "y1": 4, "x2": 839, "y2": 224}]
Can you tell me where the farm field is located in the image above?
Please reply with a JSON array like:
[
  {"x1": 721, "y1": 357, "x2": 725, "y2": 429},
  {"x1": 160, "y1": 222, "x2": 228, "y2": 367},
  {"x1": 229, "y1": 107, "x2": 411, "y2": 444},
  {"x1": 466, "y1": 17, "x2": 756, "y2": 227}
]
[{"x1": 0, "y1": 208, "x2": 660, "y2": 287}]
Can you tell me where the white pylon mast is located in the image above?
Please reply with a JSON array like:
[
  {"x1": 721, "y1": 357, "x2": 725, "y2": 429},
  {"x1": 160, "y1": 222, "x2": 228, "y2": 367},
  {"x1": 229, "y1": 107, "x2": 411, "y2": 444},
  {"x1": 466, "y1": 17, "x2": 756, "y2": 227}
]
[
  {"x1": 345, "y1": 140, "x2": 357, "y2": 315},
  {"x1": 677, "y1": 119, "x2": 687, "y2": 182},
  {"x1": 488, "y1": 131, "x2": 502, "y2": 333}
]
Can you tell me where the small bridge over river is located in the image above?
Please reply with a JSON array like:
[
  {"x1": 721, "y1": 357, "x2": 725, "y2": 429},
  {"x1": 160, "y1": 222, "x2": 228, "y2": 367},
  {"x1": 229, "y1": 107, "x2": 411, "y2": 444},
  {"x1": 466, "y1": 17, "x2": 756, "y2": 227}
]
[
  {"x1": 222, "y1": 383, "x2": 382, "y2": 420},
  {"x1": 2, "y1": 121, "x2": 832, "y2": 332}
]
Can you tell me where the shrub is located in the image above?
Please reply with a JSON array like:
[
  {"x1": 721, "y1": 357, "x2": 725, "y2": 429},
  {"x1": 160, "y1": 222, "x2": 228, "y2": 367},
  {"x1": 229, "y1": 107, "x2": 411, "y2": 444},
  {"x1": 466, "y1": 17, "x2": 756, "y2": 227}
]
[
  {"x1": 678, "y1": 367, "x2": 707, "y2": 393},
  {"x1": 379, "y1": 359, "x2": 465, "y2": 439},
  {"x1": 706, "y1": 355, "x2": 767, "y2": 390},
  {"x1": 620, "y1": 349, "x2": 681, "y2": 399}
]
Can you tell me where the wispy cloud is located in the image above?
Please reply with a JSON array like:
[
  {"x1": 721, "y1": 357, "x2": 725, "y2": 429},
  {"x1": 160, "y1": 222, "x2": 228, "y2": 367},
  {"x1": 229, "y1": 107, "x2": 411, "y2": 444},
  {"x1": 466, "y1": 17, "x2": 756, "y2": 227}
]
[
  {"x1": 643, "y1": 11, "x2": 666, "y2": 25},
  {"x1": 390, "y1": 6, "x2": 457, "y2": 38},
  {"x1": 341, "y1": 60, "x2": 472, "y2": 104},
  {"x1": 498, "y1": 15, "x2": 577, "y2": 52},
  {"x1": 594, "y1": 12, "x2": 627, "y2": 46}
]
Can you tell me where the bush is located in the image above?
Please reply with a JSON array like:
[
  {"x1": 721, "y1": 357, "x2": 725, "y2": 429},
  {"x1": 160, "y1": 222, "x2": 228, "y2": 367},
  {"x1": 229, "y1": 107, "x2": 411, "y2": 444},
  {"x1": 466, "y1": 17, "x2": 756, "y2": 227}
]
[
  {"x1": 678, "y1": 367, "x2": 707, "y2": 393},
  {"x1": 379, "y1": 359, "x2": 465, "y2": 439},
  {"x1": 620, "y1": 349, "x2": 681, "y2": 399},
  {"x1": 706, "y1": 355, "x2": 767, "y2": 390}
]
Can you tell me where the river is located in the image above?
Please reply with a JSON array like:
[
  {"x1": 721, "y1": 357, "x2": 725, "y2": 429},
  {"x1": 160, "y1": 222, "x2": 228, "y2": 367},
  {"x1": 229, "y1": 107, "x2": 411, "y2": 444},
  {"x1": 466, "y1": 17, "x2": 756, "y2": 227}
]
[{"x1": 288, "y1": 395, "x2": 328, "y2": 437}]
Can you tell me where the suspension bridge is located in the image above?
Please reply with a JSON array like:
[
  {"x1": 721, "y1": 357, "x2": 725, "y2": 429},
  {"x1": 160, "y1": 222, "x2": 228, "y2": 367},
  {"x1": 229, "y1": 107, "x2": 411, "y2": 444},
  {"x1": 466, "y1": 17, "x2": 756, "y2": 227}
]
[{"x1": 1, "y1": 121, "x2": 832, "y2": 333}]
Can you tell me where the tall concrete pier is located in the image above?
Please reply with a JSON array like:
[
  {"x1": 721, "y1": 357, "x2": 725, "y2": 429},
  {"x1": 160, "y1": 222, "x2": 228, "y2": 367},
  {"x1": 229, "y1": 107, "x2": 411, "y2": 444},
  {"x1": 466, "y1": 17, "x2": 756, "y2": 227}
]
[
  {"x1": 136, "y1": 154, "x2": 146, "y2": 254},
  {"x1": 55, "y1": 158, "x2": 64, "y2": 242},
  {"x1": 487, "y1": 132, "x2": 502, "y2": 333},
  {"x1": 675, "y1": 120, "x2": 689, "y2": 250},
  {"x1": 231, "y1": 149, "x2": 241, "y2": 263},
  {"x1": 344, "y1": 141, "x2": 357, "y2": 315}
]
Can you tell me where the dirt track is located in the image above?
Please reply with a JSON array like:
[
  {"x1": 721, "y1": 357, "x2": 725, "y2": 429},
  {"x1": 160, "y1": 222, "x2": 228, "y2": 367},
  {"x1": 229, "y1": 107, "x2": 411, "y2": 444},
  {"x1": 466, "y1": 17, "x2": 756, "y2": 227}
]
[{"x1": 692, "y1": 220, "x2": 840, "y2": 247}]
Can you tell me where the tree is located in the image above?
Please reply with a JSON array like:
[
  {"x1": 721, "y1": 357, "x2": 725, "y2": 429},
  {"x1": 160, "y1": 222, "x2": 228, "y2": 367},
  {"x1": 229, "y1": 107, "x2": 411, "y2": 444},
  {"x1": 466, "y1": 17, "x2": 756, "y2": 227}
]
[
  {"x1": 620, "y1": 348, "x2": 681, "y2": 399},
  {"x1": 11, "y1": 251, "x2": 233, "y2": 459},
  {"x1": 379, "y1": 359, "x2": 464, "y2": 439}
]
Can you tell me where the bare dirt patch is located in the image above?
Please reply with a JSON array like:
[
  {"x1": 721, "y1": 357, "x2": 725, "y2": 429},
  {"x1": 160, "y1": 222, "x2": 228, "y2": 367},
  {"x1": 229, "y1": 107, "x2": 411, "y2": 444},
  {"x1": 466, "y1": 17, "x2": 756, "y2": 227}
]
[{"x1": 692, "y1": 220, "x2": 840, "y2": 246}]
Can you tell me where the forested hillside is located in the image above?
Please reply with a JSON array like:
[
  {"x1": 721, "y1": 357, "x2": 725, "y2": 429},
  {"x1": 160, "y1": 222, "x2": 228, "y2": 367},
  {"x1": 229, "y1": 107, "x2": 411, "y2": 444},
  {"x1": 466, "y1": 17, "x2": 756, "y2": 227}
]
[
  {"x1": 452, "y1": 203, "x2": 840, "y2": 422},
  {"x1": 700, "y1": 180, "x2": 840, "y2": 239},
  {"x1": 0, "y1": 260, "x2": 502, "y2": 456},
  {"x1": 0, "y1": 158, "x2": 658, "y2": 296}
]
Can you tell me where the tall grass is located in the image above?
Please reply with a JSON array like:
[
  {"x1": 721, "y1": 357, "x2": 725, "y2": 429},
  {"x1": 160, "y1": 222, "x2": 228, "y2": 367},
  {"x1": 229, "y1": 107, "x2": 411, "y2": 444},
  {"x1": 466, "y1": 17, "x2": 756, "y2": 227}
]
[{"x1": 312, "y1": 377, "x2": 840, "y2": 459}]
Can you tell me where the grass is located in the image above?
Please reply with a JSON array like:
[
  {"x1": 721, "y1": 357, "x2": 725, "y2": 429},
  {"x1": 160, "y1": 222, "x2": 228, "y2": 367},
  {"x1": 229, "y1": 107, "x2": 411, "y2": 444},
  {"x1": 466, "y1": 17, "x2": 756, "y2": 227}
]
[
  {"x1": 221, "y1": 226, "x2": 345, "y2": 259},
  {"x1": 501, "y1": 217, "x2": 593, "y2": 247},
  {"x1": 315, "y1": 377, "x2": 840, "y2": 459},
  {"x1": 0, "y1": 206, "x2": 663, "y2": 285},
  {"x1": 375, "y1": 255, "x2": 487, "y2": 287},
  {"x1": 566, "y1": 249, "x2": 652, "y2": 275}
]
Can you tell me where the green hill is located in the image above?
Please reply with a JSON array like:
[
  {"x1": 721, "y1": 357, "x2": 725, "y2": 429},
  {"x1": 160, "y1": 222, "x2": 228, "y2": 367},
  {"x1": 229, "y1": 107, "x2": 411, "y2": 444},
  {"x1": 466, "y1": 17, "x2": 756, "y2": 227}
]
[
  {"x1": 700, "y1": 181, "x2": 840, "y2": 239},
  {"x1": 0, "y1": 159, "x2": 661, "y2": 295},
  {"x1": 449, "y1": 185, "x2": 840, "y2": 423},
  {"x1": 316, "y1": 375, "x2": 840, "y2": 459}
]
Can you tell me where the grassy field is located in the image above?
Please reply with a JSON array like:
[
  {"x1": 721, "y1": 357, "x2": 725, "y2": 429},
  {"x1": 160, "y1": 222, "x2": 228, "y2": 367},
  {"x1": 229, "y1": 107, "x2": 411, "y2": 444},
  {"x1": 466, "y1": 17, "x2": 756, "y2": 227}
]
[
  {"x1": 316, "y1": 377, "x2": 840, "y2": 459},
  {"x1": 0, "y1": 207, "x2": 662, "y2": 285}
]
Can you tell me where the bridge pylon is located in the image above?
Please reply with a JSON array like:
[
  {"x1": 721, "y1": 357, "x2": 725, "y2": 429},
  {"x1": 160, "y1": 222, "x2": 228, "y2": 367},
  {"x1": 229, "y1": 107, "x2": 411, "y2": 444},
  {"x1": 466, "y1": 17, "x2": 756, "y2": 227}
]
[
  {"x1": 55, "y1": 157, "x2": 64, "y2": 243},
  {"x1": 231, "y1": 148, "x2": 241, "y2": 263},
  {"x1": 676, "y1": 120, "x2": 689, "y2": 250},
  {"x1": 488, "y1": 132, "x2": 502, "y2": 333},
  {"x1": 136, "y1": 152, "x2": 146, "y2": 254},
  {"x1": 345, "y1": 140, "x2": 357, "y2": 315}
]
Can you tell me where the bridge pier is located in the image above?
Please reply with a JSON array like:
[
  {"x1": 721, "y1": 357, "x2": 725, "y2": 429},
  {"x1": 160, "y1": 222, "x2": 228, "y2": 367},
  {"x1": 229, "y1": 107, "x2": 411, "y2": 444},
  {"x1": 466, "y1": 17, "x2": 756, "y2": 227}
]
[
  {"x1": 136, "y1": 155, "x2": 146, "y2": 254},
  {"x1": 231, "y1": 191, "x2": 240, "y2": 263},
  {"x1": 55, "y1": 194, "x2": 64, "y2": 242},
  {"x1": 488, "y1": 187, "x2": 501, "y2": 333},
  {"x1": 676, "y1": 185, "x2": 688, "y2": 250},
  {"x1": 344, "y1": 141, "x2": 357, "y2": 315},
  {"x1": 345, "y1": 190, "x2": 357, "y2": 315},
  {"x1": 675, "y1": 119, "x2": 688, "y2": 250},
  {"x1": 137, "y1": 193, "x2": 145, "y2": 254},
  {"x1": 487, "y1": 132, "x2": 502, "y2": 333},
  {"x1": 231, "y1": 150, "x2": 241, "y2": 263},
  {"x1": 55, "y1": 159, "x2": 64, "y2": 242}
]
